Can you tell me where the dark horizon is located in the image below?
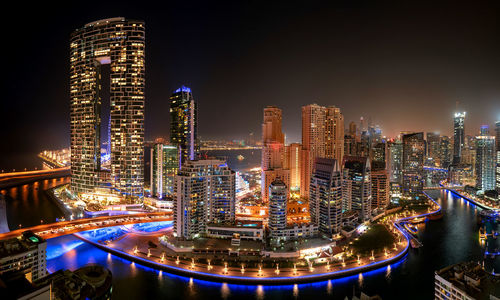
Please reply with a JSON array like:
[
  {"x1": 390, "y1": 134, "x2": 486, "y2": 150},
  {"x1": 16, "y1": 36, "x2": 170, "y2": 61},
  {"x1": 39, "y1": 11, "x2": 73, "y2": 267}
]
[{"x1": 2, "y1": 0, "x2": 500, "y2": 170}]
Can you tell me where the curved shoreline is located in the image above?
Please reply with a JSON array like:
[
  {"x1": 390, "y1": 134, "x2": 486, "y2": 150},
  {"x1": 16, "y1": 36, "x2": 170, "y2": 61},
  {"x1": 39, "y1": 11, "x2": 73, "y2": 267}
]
[
  {"x1": 73, "y1": 231, "x2": 409, "y2": 284},
  {"x1": 67, "y1": 191, "x2": 442, "y2": 284}
]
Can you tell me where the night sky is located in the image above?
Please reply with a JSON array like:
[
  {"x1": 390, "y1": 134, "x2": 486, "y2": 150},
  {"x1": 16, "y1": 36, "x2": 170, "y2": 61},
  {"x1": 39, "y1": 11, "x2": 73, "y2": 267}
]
[{"x1": 2, "y1": 1, "x2": 500, "y2": 169}]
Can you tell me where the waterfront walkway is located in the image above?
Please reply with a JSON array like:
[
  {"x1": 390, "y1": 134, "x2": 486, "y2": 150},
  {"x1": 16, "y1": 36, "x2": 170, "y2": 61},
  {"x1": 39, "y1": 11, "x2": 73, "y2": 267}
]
[{"x1": 71, "y1": 193, "x2": 444, "y2": 284}]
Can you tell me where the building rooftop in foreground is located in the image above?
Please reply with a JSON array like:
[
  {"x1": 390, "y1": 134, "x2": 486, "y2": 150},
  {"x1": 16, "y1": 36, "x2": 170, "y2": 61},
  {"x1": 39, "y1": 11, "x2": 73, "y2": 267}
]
[
  {"x1": 0, "y1": 231, "x2": 45, "y2": 258},
  {"x1": 435, "y1": 261, "x2": 500, "y2": 300}
]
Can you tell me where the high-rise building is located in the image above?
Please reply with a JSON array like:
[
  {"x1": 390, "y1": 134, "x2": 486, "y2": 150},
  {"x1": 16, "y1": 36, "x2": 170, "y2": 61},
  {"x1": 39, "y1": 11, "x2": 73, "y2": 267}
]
[
  {"x1": 402, "y1": 132, "x2": 425, "y2": 196},
  {"x1": 439, "y1": 136, "x2": 452, "y2": 168},
  {"x1": 372, "y1": 142, "x2": 386, "y2": 167},
  {"x1": 170, "y1": 86, "x2": 198, "y2": 166},
  {"x1": 496, "y1": 121, "x2": 500, "y2": 195},
  {"x1": 309, "y1": 158, "x2": 343, "y2": 236},
  {"x1": 426, "y1": 132, "x2": 441, "y2": 166},
  {"x1": 475, "y1": 126, "x2": 496, "y2": 192},
  {"x1": 70, "y1": 18, "x2": 146, "y2": 202},
  {"x1": 387, "y1": 139, "x2": 403, "y2": 184},
  {"x1": 151, "y1": 144, "x2": 179, "y2": 198},
  {"x1": 342, "y1": 156, "x2": 372, "y2": 221},
  {"x1": 453, "y1": 112, "x2": 466, "y2": 165},
  {"x1": 261, "y1": 106, "x2": 289, "y2": 201},
  {"x1": 371, "y1": 169, "x2": 389, "y2": 209},
  {"x1": 301, "y1": 104, "x2": 344, "y2": 198},
  {"x1": 324, "y1": 106, "x2": 344, "y2": 165},
  {"x1": 287, "y1": 143, "x2": 302, "y2": 191},
  {"x1": 173, "y1": 159, "x2": 235, "y2": 240},
  {"x1": 0, "y1": 232, "x2": 47, "y2": 282},
  {"x1": 268, "y1": 179, "x2": 288, "y2": 243}
]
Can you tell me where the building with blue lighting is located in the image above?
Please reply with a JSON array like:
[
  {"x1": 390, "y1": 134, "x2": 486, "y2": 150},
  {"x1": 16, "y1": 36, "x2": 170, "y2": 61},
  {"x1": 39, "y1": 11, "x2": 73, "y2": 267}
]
[
  {"x1": 475, "y1": 126, "x2": 496, "y2": 192},
  {"x1": 170, "y1": 86, "x2": 198, "y2": 166},
  {"x1": 268, "y1": 179, "x2": 288, "y2": 244}
]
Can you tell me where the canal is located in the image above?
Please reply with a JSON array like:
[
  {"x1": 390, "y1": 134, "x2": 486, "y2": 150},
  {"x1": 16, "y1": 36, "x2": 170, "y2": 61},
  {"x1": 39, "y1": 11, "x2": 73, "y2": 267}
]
[{"x1": 2, "y1": 182, "x2": 499, "y2": 299}]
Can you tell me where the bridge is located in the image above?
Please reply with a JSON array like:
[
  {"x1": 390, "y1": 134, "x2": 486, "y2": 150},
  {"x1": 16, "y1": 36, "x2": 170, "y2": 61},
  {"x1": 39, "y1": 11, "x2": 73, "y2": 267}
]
[
  {"x1": 0, "y1": 167, "x2": 70, "y2": 189},
  {"x1": 0, "y1": 211, "x2": 172, "y2": 240}
]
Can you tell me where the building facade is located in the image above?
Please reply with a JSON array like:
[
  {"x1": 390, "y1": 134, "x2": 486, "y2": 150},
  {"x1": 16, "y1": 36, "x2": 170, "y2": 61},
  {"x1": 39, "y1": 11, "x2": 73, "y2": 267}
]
[
  {"x1": 261, "y1": 106, "x2": 289, "y2": 201},
  {"x1": 402, "y1": 132, "x2": 425, "y2": 196},
  {"x1": 173, "y1": 159, "x2": 235, "y2": 240},
  {"x1": 342, "y1": 156, "x2": 372, "y2": 221},
  {"x1": 0, "y1": 232, "x2": 47, "y2": 282},
  {"x1": 301, "y1": 104, "x2": 344, "y2": 198},
  {"x1": 268, "y1": 179, "x2": 288, "y2": 243},
  {"x1": 309, "y1": 158, "x2": 343, "y2": 237},
  {"x1": 151, "y1": 143, "x2": 179, "y2": 198},
  {"x1": 453, "y1": 112, "x2": 466, "y2": 165},
  {"x1": 475, "y1": 127, "x2": 496, "y2": 192},
  {"x1": 170, "y1": 86, "x2": 198, "y2": 166},
  {"x1": 70, "y1": 17, "x2": 146, "y2": 202}
]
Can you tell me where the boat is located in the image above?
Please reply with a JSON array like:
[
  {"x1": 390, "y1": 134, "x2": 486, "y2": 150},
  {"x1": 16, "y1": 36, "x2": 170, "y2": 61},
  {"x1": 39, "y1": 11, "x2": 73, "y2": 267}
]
[
  {"x1": 410, "y1": 239, "x2": 422, "y2": 248},
  {"x1": 404, "y1": 223, "x2": 418, "y2": 235},
  {"x1": 428, "y1": 211, "x2": 443, "y2": 220},
  {"x1": 409, "y1": 217, "x2": 428, "y2": 224},
  {"x1": 237, "y1": 155, "x2": 245, "y2": 161}
]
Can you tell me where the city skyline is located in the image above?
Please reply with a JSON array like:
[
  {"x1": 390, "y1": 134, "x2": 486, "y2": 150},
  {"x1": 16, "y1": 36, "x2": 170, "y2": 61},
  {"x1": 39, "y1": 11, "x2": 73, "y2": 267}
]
[
  {"x1": 1, "y1": 3, "x2": 500, "y2": 299},
  {"x1": 3, "y1": 1, "x2": 500, "y2": 171}
]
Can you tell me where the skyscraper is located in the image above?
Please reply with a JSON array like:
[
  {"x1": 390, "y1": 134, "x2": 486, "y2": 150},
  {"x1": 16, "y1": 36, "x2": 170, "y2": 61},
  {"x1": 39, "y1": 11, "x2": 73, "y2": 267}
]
[
  {"x1": 301, "y1": 104, "x2": 344, "y2": 198},
  {"x1": 324, "y1": 106, "x2": 344, "y2": 165},
  {"x1": 261, "y1": 106, "x2": 289, "y2": 201},
  {"x1": 426, "y1": 132, "x2": 441, "y2": 166},
  {"x1": 170, "y1": 86, "x2": 198, "y2": 166},
  {"x1": 287, "y1": 143, "x2": 302, "y2": 191},
  {"x1": 173, "y1": 159, "x2": 235, "y2": 240},
  {"x1": 151, "y1": 144, "x2": 179, "y2": 198},
  {"x1": 342, "y1": 156, "x2": 372, "y2": 221},
  {"x1": 402, "y1": 132, "x2": 425, "y2": 196},
  {"x1": 371, "y1": 169, "x2": 389, "y2": 209},
  {"x1": 496, "y1": 121, "x2": 500, "y2": 195},
  {"x1": 387, "y1": 139, "x2": 403, "y2": 184},
  {"x1": 309, "y1": 158, "x2": 343, "y2": 236},
  {"x1": 268, "y1": 179, "x2": 288, "y2": 243},
  {"x1": 439, "y1": 136, "x2": 452, "y2": 168},
  {"x1": 70, "y1": 18, "x2": 146, "y2": 202},
  {"x1": 453, "y1": 112, "x2": 466, "y2": 165},
  {"x1": 475, "y1": 126, "x2": 496, "y2": 192}
]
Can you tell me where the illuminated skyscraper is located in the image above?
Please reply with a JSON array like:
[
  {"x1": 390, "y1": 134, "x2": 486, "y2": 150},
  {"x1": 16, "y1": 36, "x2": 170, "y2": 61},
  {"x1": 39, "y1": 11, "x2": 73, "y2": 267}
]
[
  {"x1": 268, "y1": 179, "x2": 288, "y2": 243},
  {"x1": 453, "y1": 112, "x2": 466, "y2": 165},
  {"x1": 287, "y1": 143, "x2": 302, "y2": 191},
  {"x1": 439, "y1": 136, "x2": 452, "y2": 168},
  {"x1": 342, "y1": 156, "x2": 372, "y2": 221},
  {"x1": 371, "y1": 168, "x2": 389, "y2": 209},
  {"x1": 261, "y1": 106, "x2": 289, "y2": 201},
  {"x1": 173, "y1": 159, "x2": 235, "y2": 240},
  {"x1": 309, "y1": 158, "x2": 342, "y2": 236},
  {"x1": 301, "y1": 104, "x2": 344, "y2": 198},
  {"x1": 426, "y1": 132, "x2": 441, "y2": 165},
  {"x1": 475, "y1": 126, "x2": 495, "y2": 192},
  {"x1": 151, "y1": 144, "x2": 179, "y2": 198},
  {"x1": 387, "y1": 139, "x2": 403, "y2": 184},
  {"x1": 496, "y1": 121, "x2": 500, "y2": 195},
  {"x1": 402, "y1": 132, "x2": 425, "y2": 196},
  {"x1": 70, "y1": 18, "x2": 145, "y2": 202},
  {"x1": 170, "y1": 86, "x2": 198, "y2": 166}
]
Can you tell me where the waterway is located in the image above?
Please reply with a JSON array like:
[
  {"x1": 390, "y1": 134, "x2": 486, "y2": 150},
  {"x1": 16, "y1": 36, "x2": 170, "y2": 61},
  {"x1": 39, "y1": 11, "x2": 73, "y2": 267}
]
[{"x1": 2, "y1": 179, "x2": 498, "y2": 299}]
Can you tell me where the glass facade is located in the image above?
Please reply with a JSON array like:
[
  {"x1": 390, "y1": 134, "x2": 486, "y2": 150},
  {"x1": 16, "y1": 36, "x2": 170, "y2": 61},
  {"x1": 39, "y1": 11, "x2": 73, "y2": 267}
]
[{"x1": 70, "y1": 18, "x2": 145, "y2": 202}]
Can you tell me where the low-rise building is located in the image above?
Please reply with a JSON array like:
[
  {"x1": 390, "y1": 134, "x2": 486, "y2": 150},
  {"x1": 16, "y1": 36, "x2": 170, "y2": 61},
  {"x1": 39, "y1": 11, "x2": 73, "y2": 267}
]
[
  {"x1": 435, "y1": 261, "x2": 500, "y2": 300},
  {"x1": 0, "y1": 231, "x2": 47, "y2": 282}
]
